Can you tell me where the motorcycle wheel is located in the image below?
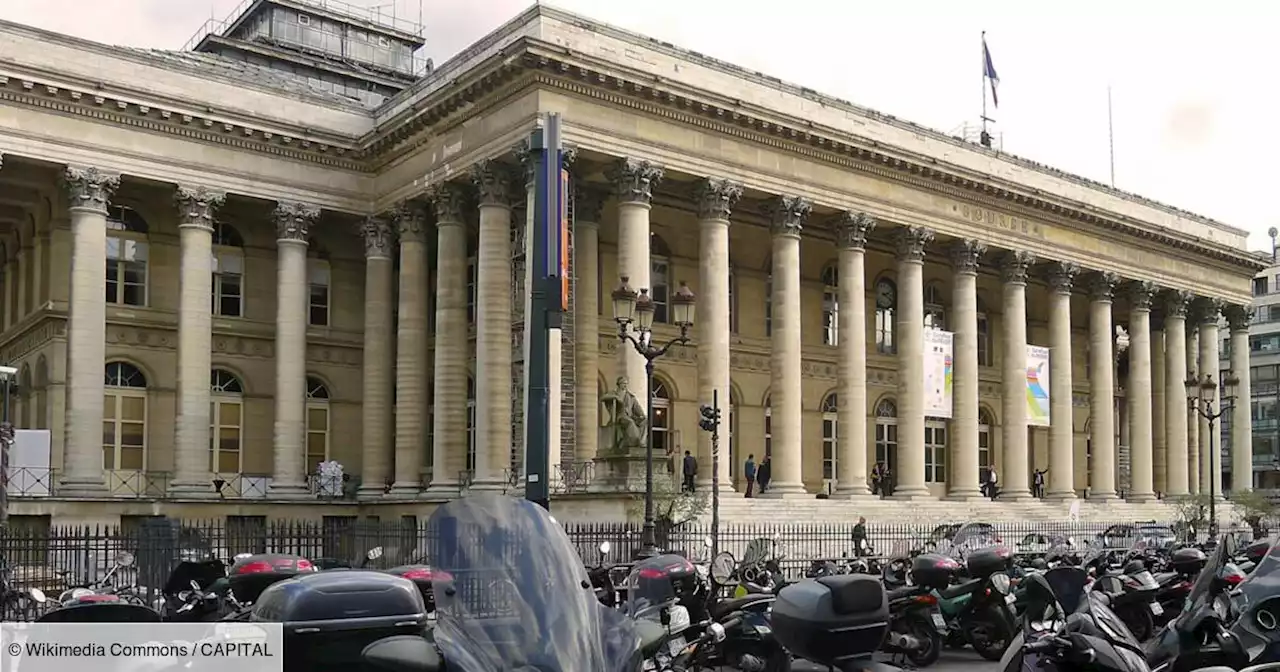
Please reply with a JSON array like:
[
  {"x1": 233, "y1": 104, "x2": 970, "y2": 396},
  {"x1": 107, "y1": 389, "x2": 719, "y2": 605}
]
[
  {"x1": 905, "y1": 617, "x2": 942, "y2": 667},
  {"x1": 966, "y1": 609, "x2": 1013, "y2": 661},
  {"x1": 1120, "y1": 604, "x2": 1155, "y2": 642}
]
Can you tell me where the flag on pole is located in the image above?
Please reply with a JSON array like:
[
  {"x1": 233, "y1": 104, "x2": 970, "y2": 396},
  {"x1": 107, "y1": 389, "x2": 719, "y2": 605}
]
[{"x1": 983, "y1": 34, "x2": 1000, "y2": 108}]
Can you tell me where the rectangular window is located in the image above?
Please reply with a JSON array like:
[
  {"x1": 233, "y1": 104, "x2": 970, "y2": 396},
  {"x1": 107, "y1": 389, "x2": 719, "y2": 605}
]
[
  {"x1": 651, "y1": 259, "x2": 670, "y2": 323},
  {"x1": 822, "y1": 289, "x2": 838, "y2": 346},
  {"x1": 308, "y1": 261, "x2": 330, "y2": 326},
  {"x1": 876, "y1": 308, "x2": 895, "y2": 354},
  {"x1": 822, "y1": 417, "x2": 837, "y2": 480},
  {"x1": 297, "y1": 13, "x2": 311, "y2": 25},
  {"x1": 306, "y1": 404, "x2": 329, "y2": 475},
  {"x1": 1255, "y1": 277, "x2": 1270, "y2": 296},
  {"x1": 210, "y1": 400, "x2": 242, "y2": 473},
  {"x1": 925, "y1": 424, "x2": 947, "y2": 483},
  {"x1": 212, "y1": 252, "x2": 244, "y2": 317},
  {"x1": 106, "y1": 238, "x2": 148, "y2": 306}
]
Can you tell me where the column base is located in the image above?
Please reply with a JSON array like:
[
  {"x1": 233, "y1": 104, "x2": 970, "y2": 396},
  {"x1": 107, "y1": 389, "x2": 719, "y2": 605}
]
[
  {"x1": 1126, "y1": 492, "x2": 1157, "y2": 503},
  {"x1": 266, "y1": 483, "x2": 312, "y2": 499},
  {"x1": 999, "y1": 488, "x2": 1034, "y2": 502},
  {"x1": 386, "y1": 480, "x2": 424, "y2": 498},
  {"x1": 423, "y1": 482, "x2": 459, "y2": 499},
  {"x1": 945, "y1": 488, "x2": 985, "y2": 502},
  {"x1": 759, "y1": 482, "x2": 807, "y2": 499},
  {"x1": 1046, "y1": 490, "x2": 1078, "y2": 502},
  {"x1": 168, "y1": 479, "x2": 220, "y2": 498},
  {"x1": 57, "y1": 475, "x2": 109, "y2": 498},
  {"x1": 891, "y1": 486, "x2": 935, "y2": 501},
  {"x1": 1088, "y1": 492, "x2": 1119, "y2": 501},
  {"x1": 469, "y1": 479, "x2": 507, "y2": 492},
  {"x1": 834, "y1": 485, "x2": 873, "y2": 498},
  {"x1": 356, "y1": 485, "x2": 388, "y2": 501}
]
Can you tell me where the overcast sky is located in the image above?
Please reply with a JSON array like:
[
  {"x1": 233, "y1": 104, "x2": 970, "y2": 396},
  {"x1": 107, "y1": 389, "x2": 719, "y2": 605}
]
[{"x1": 1, "y1": 0, "x2": 1271, "y2": 251}]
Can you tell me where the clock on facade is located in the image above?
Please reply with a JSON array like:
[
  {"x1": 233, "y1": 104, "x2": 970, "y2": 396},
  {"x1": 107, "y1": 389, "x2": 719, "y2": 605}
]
[{"x1": 875, "y1": 278, "x2": 897, "y2": 309}]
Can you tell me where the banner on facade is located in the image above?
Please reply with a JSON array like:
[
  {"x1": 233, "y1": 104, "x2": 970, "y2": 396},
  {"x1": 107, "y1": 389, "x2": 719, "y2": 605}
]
[
  {"x1": 1026, "y1": 344, "x2": 1051, "y2": 427},
  {"x1": 923, "y1": 328, "x2": 954, "y2": 419}
]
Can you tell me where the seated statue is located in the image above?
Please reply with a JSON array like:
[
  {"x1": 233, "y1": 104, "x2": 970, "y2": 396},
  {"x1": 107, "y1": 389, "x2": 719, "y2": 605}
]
[{"x1": 600, "y1": 376, "x2": 648, "y2": 453}]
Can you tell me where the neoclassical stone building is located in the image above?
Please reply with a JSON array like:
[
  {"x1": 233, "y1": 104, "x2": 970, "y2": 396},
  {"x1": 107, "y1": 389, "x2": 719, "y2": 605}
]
[{"x1": 0, "y1": 3, "x2": 1261, "y2": 524}]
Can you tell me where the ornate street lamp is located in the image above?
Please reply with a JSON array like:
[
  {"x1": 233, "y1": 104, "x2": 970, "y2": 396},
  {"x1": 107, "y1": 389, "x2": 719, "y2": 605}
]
[
  {"x1": 612, "y1": 276, "x2": 696, "y2": 557},
  {"x1": 1186, "y1": 372, "x2": 1238, "y2": 538}
]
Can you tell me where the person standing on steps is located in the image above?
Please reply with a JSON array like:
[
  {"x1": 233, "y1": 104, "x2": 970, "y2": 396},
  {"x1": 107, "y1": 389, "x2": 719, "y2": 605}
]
[
  {"x1": 1032, "y1": 468, "x2": 1047, "y2": 498},
  {"x1": 986, "y1": 467, "x2": 1000, "y2": 500},
  {"x1": 757, "y1": 455, "x2": 772, "y2": 494},
  {"x1": 743, "y1": 454, "x2": 757, "y2": 498},
  {"x1": 871, "y1": 462, "x2": 884, "y2": 498},
  {"x1": 682, "y1": 451, "x2": 697, "y2": 493},
  {"x1": 852, "y1": 516, "x2": 869, "y2": 557}
]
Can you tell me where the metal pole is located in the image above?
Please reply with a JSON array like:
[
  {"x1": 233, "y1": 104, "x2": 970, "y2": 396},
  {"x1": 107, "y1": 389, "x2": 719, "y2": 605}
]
[
  {"x1": 2, "y1": 378, "x2": 9, "y2": 424},
  {"x1": 641, "y1": 357, "x2": 657, "y2": 556},
  {"x1": 1209, "y1": 413, "x2": 1217, "y2": 538},
  {"x1": 711, "y1": 388, "x2": 720, "y2": 560}
]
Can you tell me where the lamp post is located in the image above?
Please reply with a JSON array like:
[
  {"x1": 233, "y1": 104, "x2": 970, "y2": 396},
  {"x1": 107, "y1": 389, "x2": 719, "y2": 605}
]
[
  {"x1": 1186, "y1": 372, "x2": 1237, "y2": 539},
  {"x1": 612, "y1": 276, "x2": 696, "y2": 558},
  {"x1": 699, "y1": 391, "x2": 722, "y2": 560}
]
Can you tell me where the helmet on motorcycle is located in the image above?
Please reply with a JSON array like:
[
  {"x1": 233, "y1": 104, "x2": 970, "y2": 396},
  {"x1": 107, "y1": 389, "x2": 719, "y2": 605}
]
[{"x1": 1030, "y1": 558, "x2": 1048, "y2": 570}]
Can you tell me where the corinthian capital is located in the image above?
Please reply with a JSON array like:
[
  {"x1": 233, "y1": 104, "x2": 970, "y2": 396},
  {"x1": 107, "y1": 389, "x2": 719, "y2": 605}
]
[
  {"x1": 1224, "y1": 303, "x2": 1254, "y2": 331},
  {"x1": 836, "y1": 212, "x2": 877, "y2": 251},
  {"x1": 609, "y1": 158, "x2": 664, "y2": 205},
  {"x1": 949, "y1": 239, "x2": 986, "y2": 274},
  {"x1": 393, "y1": 201, "x2": 430, "y2": 243},
  {"x1": 1191, "y1": 297, "x2": 1224, "y2": 325},
  {"x1": 1046, "y1": 261, "x2": 1080, "y2": 295},
  {"x1": 359, "y1": 215, "x2": 395, "y2": 259},
  {"x1": 1088, "y1": 271, "x2": 1120, "y2": 302},
  {"x1": 768, "y1": 195, "x2": 811, "y2": 238},
  {"x1": 471, "y1": 159, "x2": 516, "y2": 208},
  {"x1": 894, "y1": 226, "x2": 934, "y2": 262},
  {"x1": 428, "y1": 183, "x2": 467, "y2": 226},
  {"x1": 63, "y1": 166, "x2": 120, "y2": 213},
  {"x1": 574, "y1": 185, "x2": 607, "y2": 226},
  {"x1": 174, "y1": 186, "x2": 225, "y2": 231},
  {"x1": 1000, "y1": 250, "x2": 1037, "y2": 284},
  {"x1": 695, "y1": 177, "x2": 743, "y2": 221},
  {"x1": 1126, "y1": 281, "x2": 1157, "y2": 311},
  {"x1": 1162, "y1": 290, "x2": 1193, "y2": 319},
  {"x1": 273, "y1": 201, "x2": 320, "y2": 242}
]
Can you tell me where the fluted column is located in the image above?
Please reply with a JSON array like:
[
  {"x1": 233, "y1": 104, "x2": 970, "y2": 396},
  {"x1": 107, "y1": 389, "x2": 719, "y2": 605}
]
[
  {"x1": 695, "y1": 178, "x2": 741, "y2": 488},
  {"x1": 608, "y1": 158, "x2": 663, "y2": 405},
  {"x1": 1163, "y1": 292, "x2": 1191, "y2": 496},
  {"x1": 1153, "y1": 326, "x2": 1167, "y2": 495},
  {"x1": 1000, "y1": 251, "x2": 1036, "y2": 499},
  {"x1": 1127, "y1": 281, "x2": 1157, "y2": 501},
  {"x1": 834, "y1": 213, "x2": 877, "y2": 497},
  {"x1": 357, "y1": 216, "x2": 395, "y2": 499},
  {"x1": 573, "y1": 188, "x2": 604, "y2": 461},
  {"x1": 1046, "y1": 262, "x2": 1079, "y2": 499},
  {"x1": 1226, "y1": 304, "x2": 1254, "y2": 493},
  {"x1": 1197, "y1": 299, "x2": 1223, "y2": 499},
  {"x1": 429, "y1": 184, "x2": 469, "y2": 492},
  {"x1": 1187, "y1": 326, "x2": 1200, "y2": 494},
  {"x1": 894, "y1": 227, "x2": 935, "y2": 499},
  {"x1": 268, "y1": 202, "x2": 319, "y2": 497},
  {"x1": 764, "y1": 196, "x2": 810, "y2": 497},
  {"x1": 472, "y1": 161, "x2": 516, "y2": 488},
  {"x1": 948, "y1": 239, "x2": 986, "y2": 500},
  {"x1": 390, "y1": 204, "x2": 428, "y2": 495},
  {"x1": 1088, "y1": 272, "x2": 1119, "y2": 499},
  {"x1": 169, "y1": 187, "x2": 225, "y2": 497},
  {"x1": 58, "y1": 166, "x2": 118, "y2": 496}
]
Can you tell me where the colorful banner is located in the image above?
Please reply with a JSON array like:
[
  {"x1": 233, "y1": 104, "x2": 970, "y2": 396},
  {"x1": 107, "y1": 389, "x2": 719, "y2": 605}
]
[
  {"x1": 923, "y1": 329, "x2": 954, "y2": 419},
  {"x1": 1026, "y1": 345, "x2": 1051, "y2": 427}
]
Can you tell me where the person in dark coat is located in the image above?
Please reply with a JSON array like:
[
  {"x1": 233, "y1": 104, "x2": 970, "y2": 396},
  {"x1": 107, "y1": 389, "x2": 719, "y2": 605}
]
[
  {"x1": 744, "y1": 454, "x2": 757, "y2": 498},
  {"x1": 682, "y1": 451, "x2": 697, "y2": 492},
  {"x1": 757, "y1": 456, "x2": 772, "y2": 494}
]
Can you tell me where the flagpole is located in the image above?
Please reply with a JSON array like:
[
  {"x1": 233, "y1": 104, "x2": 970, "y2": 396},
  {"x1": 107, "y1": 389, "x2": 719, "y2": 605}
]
[
  {"x1": 981, "y1": 31, "x2": 988, "y2": 141},
  {"x1": 1107, "y1": 85, "x2": 1116, "y2": 187}
]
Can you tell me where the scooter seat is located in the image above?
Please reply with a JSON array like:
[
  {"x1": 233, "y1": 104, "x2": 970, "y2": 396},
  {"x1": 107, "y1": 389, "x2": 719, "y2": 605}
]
[
  {"x1": 1153, "y1": 571, "x2": 1179, "y2": 585},
  {"x1": 710, "y1": 594, "x2": 775, "y2": 619},
  {"x1": 886, "y1": 585, "x2": 925, "y2": 601},
  {"x1": 939, "y1": 578, "x2": 984, "y2": 600}
]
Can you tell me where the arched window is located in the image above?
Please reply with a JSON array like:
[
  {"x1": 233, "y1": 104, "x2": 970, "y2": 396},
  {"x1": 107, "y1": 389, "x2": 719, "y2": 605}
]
[
  {"x1": 308, "y1": 257, "x2": 331, "y2": 327},
  {"x1": 210, "y1": 369, "x2": 244, "y2": 474},
  {"x1": 18, "y1": 364, "x2": 30, "y2": 428},
  {"x1": 306, "y1": 376, "x2": 331, "y2": 475},
  {"x1": 104, "y1": 362, "x2": 147, "y2": 472},
  {"x1": 652, "y1": 378, "x2": 671, "y2": 456},
  {"x1": 466, "y1": 376, "x2": 476, "y2": 475},
  {"x1": 924, "y1": 282, "x2": 946, "y2": 330},
  {"x1": 925, "y1": 419, "x2": 947, "y2": 484},
  {"x1": 651, "y1": 234, "x2": 672, "y2": 323},
  {"x1": 875, "y1": 278, "x2": 896, "y2": 354},
  {"x1": 874, "y1": 399, "x2": 897, "y2": 473},
  {"x1": 212, "y1": 221, "x2": 245, "y2": 317},
  {"x1": 763, "y1": 392, "x2": 772, "y2": 458},
  {"x1": 978, "y1": 408, "x2": 994, "y2": 482},
  {"x1": 106, "y1": 205, "x2": 149, "y2": 306},
  {"x1": 821, "y1": 393, "x2": 838, "y2": 480},
  {"x1": 976, "y1": 297, "x2": 993, "y2": 367},
  {"x1": 34, "y1": 356, "x2": 48, "y2": 430},
  {"x1": 765, "y1": 274, "x2": 774, "y2": 337},
  {"x1": 821, "y1": 264, "x2": 839, "y2": 346}
]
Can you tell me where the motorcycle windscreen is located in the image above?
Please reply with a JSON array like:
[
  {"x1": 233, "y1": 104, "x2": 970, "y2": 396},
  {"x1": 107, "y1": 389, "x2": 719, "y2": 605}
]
[
  {"x1": 1180, "y1": 535, "x2": 1234, "y2": 624},
  {"x1": 425, "y1": 494, "x2": 640, "y2": 672},
  {"x1": 1237, "y1": 536, "x2": 1280, "y2": 609}
]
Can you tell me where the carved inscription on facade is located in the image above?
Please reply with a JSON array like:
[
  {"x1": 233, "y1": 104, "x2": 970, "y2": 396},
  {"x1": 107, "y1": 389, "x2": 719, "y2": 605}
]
[{"x1": 951, "y1": 203, "x2": 1044, "y2": 238}]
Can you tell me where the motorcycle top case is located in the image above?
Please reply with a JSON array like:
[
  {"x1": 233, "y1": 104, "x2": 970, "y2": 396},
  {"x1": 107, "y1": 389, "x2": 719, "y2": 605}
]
[
  {"x1": 163, "y1": 558, "x2": 227, "y2": 594},
  {"x1": 251, "y1": 570, "x2": 427, "y2": 672},
  {"x1": 1245, "y1": 537, "x2": 1273, "y2": 565},
  {"x1": 965, "y1": 545, "x2": 1014, "y2": 579},
  {"x1": 37, "y1": 595, "x2": 162, "y2": 623},
  {"x1": 1170, "y1": 547, "x2": 1207, "y2": 576},
  {"x1": 910, "y1": 553, "x2": 961, "y2": 590},
  {"x1": 629, "y1": 553, "x2": 698, "y2": 601},
  {"x1": 227, "y1": 553, "x2": 317, "y2": 603},
  {"x1": 771, "y1": 575, "x2": 889, "y2": 665},
  {"x1": 383, "y1": 565, "x2": 450, "y2": 608}
]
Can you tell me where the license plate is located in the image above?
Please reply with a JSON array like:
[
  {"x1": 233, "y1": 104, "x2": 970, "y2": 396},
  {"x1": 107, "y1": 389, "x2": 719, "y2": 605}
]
[
  {"x1": 1006, "y1": 594, "x2": 1017, "y2": 605},
  {"x1": 1150, "y1": 602, "x2": 1164, "y2": 616},
  {"x1": 667, "y1": 636, "x2": 687, "y2": 656},
  {"x1": 931, "y1": 613, "x2": 946, "y2": 630}
]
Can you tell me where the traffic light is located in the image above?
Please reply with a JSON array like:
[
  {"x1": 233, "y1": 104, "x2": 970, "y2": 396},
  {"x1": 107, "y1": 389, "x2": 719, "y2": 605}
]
[{"x1": 698, "y1": 404, "x2": 721, "y2": 433}]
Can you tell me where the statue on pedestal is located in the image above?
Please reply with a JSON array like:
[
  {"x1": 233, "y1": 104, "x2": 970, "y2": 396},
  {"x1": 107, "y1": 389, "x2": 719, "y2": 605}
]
[{"x1": 600, "y1": 375, "x2": 648, "y2": 454}]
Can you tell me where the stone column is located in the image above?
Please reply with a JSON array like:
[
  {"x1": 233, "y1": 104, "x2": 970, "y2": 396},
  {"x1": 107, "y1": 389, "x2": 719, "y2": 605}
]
[
  {"x1": 428, "y1": 184, "x2": 469, "y2": 493},
  {"x1": 1187, "y1": 326, "x2": 1200, "y2": 494},
  {"x1": 472, "y1": 161, "x2": 516, "y2": 488},
  {"x1": 1046, "y1": 262, "x2": 1079, "y2": 499},
  {"x1": 1153, "y1": 326, "x2": 1167, "y2": 495},
  {"x1": 1226, "y1": 304, "x2": 1254, "y2": 493},
  {"x1": 1088, "y1": 272, "x2": 1119, "y2": 500},
  {"x1": 1163, "y1": 291, "x2": 1192, "y2": 496},
  {"x1": 2, "y1": 252, "x2": 13, "y2": 331},
  {"x1": 268, "y1": 202, "x2": 319, "y2": 497},
  {"x1": 357, "y1": 215, "x2": 395, "y2": 499},
  {"x1": 948, "y1": 239, "x2": 986, "y2": 500},
  {"x1": 765, "y1": 196, "x2": 811, "y2": 497},
  {"x1": 573, "y1": 187, "x2": 605, "y2": 461},
  {"x1": 168, "y1": 187, "x2": 224, "y2": 497},
  {"x1": 1000, "y1": 251, "x2": 1036, "y2": 499},
  {"x1": 1127, "y1": 281, "x2": 1157, "y2": 501},
  {"x1": 1197, "y1": 299, "x2": 1223, "y2": 498},
  {"x1": 608, "y1": 158, "x2": 663, "y2": 405},
  {"x1": 835, "y1": 213, "x2": 877, "y2": 497},
  {"x1": 58, "y1": 166, "x2": 118, "y2": 496},
  {"x1": 894, "y1": 226, "x2": 935, "y2": 499},
  {"x1": 390, "y1": 204, "x2": 428, "y2": 495},
  {"x1": 695, "y1": 178, "x2": 741, "y2": 488}
]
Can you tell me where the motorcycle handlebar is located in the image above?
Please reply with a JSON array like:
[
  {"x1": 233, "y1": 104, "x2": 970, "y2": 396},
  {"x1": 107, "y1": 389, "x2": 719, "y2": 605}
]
[{"x1": 669, "y1": 616, "x2": 745, "y2": 672}]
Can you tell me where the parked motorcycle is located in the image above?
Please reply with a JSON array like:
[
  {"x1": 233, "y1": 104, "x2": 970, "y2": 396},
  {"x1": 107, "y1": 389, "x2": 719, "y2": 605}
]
[
  {"x1": 38, "y1": 551, "x2": 160, "y2": 624},
  {"x1": 770, "y1": 573, "x2": 905, "y2": 672},
  {"x1": 705, "y1": 549, "x2": 790, "y2": 672},
  {"x1": 934, "y1": 545, "x2": 1016, "y2": 660}
]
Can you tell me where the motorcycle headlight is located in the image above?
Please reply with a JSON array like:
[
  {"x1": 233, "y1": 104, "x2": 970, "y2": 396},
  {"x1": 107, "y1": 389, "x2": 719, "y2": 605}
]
[{"x1": 991, "y1": 573, "x2": 1011, "y2": 595}]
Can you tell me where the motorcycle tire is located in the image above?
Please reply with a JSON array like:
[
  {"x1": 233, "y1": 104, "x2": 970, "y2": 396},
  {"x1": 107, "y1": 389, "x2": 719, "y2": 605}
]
[
  {"x1": 905, "y1": 616, "x2": 942, "y2": 667},
  {"x1": 966, "y1": 608, "x2": 1013, "y2": 662},
  {"x1": 1119, "y1": 604, "x2": 1155, "y2": 642}
]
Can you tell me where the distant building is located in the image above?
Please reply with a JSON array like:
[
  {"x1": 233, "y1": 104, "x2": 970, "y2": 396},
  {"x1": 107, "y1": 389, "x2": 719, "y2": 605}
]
[{"x1": 1223, "y1": 242, "x2": 1280, "y2": 490}]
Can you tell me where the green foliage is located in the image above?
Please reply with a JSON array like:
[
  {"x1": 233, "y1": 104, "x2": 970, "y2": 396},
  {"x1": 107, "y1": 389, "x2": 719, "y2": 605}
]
[
  {"x1": 1171, "y1": 493, "x2": 1212, "y2": 539},
  {"x1": 626, "y1": 473, "x2": 709, "y2": 549}
]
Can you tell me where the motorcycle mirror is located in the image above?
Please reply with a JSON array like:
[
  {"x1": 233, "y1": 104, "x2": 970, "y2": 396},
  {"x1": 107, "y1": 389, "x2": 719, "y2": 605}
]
[
  {"x1": 703, "y1": 537, "x2": 712, "y2": 549},
  {"x1": 29, "y1": 588, "x2": 45, "y2": 604},
  {"x1": 1067, "y1": 537, "x2": 1076, "y2": 547},
  {"x1": 362, "y1": 633, "x2": 443, "y2": 672},
  {"x1": 367, "y1": 547, "x2": 384, "y2": 561},
  {"x1": 710, "y1": 552, "x2": 735, "y2": 585},
  {"x1": 233, "y1": 553, "x2": 253, "y2": 562},
  {"x1": 115, "y1": 551, "x2": 135, "y2": 567},
  {"x1": 598, "y1": 541, "x2": 611, "y2": 556},
  {"x1": 190, "y1": 580, "x2": 201, "y2": 592}
]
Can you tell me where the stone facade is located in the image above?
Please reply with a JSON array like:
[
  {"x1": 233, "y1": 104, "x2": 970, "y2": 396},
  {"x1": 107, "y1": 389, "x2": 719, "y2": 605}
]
[{"x1": 0, "y1": 6, "x2": 1262, "y2": 524}]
